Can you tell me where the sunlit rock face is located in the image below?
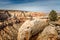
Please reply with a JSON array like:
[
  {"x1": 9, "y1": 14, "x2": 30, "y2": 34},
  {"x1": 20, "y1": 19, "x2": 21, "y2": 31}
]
[
  {"x1": 36, "y1": 25, "x2": 58, "y2": 40},
  {"x1": 17, "y1": 18, "x2": 48, "y2": 40},
  {"x1": 0, "y1": 10, "x2": 47, "y2": 40}
]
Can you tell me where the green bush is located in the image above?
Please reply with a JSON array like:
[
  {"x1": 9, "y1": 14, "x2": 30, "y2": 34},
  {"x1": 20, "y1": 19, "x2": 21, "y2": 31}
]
[{"x1": 49, "y1": 10, "x2": 57, "y2": 21}]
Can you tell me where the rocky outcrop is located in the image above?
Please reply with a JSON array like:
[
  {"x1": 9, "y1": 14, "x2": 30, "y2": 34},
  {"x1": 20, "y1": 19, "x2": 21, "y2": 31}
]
[
  {"x1": 36, "y1": 25, "x2": 58, "y2": 40},
  {"x1": 17, "y1": 19, "x2": 48, "y2": 40},
  {"x1": 55, "y1": 26, "x2": 60, "y2": 40}
]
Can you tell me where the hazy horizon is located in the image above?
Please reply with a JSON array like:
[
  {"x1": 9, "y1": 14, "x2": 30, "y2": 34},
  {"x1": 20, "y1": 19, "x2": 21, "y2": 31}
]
[{"x1": 0, "y1": 0, "x2": 60, "y2": 12}]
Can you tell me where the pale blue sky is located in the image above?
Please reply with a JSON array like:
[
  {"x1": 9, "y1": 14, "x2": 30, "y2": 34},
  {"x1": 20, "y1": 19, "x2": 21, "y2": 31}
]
[{"x1": 0, "y1": 0, "x2": 60, "y2": 12}]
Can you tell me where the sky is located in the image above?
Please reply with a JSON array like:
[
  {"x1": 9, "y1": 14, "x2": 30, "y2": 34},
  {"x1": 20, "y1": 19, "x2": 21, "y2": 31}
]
[{"x1": 0, "y1": 0, "x2": 60, "y2": 12}]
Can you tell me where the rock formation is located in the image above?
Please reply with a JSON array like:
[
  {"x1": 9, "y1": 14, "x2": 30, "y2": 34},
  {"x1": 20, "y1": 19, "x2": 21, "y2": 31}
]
[
  {"x1": 17, "y1": 19, "x2": 48, "y2": 40},
  {"x1": 36, "y1": 25, "x2": 58, "y2": 40},
  {"x1": 0, "y1": 11, "x2": 11, "y2": 22}
]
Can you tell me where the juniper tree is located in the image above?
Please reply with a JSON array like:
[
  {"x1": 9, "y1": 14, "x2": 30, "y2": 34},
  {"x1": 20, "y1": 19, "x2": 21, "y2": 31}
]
[{"x1": 49, "y1": 10, "x2": 57, "y2": 21}]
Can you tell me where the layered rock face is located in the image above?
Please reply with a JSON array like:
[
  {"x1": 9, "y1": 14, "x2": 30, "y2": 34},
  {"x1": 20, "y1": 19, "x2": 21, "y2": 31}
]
[{"x1": 0, "y1": 19, "x2": 23, "y2": 40}]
